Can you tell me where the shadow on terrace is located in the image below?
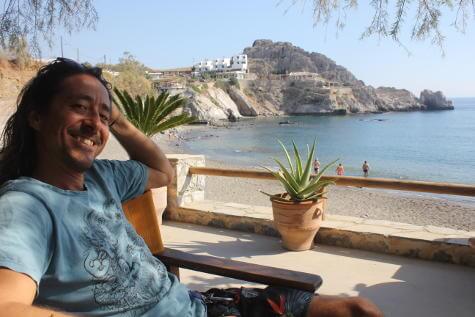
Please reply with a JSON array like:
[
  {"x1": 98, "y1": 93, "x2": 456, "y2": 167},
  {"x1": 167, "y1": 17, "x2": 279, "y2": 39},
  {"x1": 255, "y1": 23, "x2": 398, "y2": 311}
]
[{"x1": 157, "y1": 154, "x2": 475, "y2": 316}]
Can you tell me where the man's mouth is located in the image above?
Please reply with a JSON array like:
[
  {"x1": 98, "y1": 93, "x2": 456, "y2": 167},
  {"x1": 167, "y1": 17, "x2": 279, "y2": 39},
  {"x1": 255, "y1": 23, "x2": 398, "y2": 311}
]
[{"x1": 76, "y1": 136, "x2": 99, "y2": 147}]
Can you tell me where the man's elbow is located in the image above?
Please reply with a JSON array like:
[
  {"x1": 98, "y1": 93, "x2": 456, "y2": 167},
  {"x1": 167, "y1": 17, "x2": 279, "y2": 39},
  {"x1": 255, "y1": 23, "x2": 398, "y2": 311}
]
[{"x1": 148, "y1": 168, "x2": 174, "y2": 189}]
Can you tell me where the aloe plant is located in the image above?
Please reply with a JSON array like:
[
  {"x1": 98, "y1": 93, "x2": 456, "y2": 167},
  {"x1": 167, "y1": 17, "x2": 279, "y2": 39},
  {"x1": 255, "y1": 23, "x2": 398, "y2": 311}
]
[
  {"x1": 261, "y1": 139, "x2": 337, "y2": 202},
  {"x1": 113, "y1": 87, "x2": 195, "y2": 137}
]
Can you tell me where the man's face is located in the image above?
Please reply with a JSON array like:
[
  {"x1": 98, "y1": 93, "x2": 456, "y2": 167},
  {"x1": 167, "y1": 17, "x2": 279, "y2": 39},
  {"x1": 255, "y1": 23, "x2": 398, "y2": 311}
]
[{"x1": 33, "y1": 74, "x2": 111, "y2": 173}]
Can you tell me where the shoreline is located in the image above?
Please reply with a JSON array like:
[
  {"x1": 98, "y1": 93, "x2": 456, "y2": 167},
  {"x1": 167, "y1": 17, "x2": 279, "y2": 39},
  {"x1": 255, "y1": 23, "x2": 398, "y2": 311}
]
[{"x1": 149, "y1": 133, "x2": 475, "y2": 232}]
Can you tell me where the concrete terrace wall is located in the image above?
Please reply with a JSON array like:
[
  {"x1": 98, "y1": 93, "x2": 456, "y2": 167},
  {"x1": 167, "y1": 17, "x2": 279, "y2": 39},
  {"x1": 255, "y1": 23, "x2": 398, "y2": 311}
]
[{"x1": 165, "y1": 154, "x2": 475, "y2": 267}]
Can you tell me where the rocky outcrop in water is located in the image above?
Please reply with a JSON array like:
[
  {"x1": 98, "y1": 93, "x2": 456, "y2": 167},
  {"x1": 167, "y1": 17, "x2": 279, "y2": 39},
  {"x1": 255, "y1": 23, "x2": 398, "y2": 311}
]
[{"x1": 420, "y1": 90, "x2": 454, "y2": 110}]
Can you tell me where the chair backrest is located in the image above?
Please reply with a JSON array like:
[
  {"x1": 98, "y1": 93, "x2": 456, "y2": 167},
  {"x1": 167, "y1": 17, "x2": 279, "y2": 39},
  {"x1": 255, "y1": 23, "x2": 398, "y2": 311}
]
[{"x1": 122, "y1": 190, "x2": 165, "y2": 254}]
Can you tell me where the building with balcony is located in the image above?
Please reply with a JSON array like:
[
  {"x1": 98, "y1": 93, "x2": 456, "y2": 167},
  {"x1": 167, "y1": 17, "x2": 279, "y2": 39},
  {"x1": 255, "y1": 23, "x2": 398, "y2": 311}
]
[{"x1": 193, "y1": 54, "x2": 248, "y2": 77}]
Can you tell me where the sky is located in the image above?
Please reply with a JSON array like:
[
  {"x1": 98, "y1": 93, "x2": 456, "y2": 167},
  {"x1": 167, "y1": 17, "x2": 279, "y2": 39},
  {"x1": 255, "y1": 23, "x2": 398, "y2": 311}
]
[{"x1": 41, "y1": 0, "x2": 475, "y2": 97}]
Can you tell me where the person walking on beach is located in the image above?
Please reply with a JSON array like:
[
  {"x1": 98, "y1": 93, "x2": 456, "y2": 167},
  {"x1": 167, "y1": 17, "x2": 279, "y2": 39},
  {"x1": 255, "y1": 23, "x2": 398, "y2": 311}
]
[
  {"x1": 336, "y1": 163, "x2": 345, "y2": 176},
  {"x1": 313, "y1": 158, "x2": 321, "y2": 174},
  {"x1": 362, "y1": 161, "x2": 370, "y2": 177},
  {"x1": 0, "y1": 58, "x2": 382, "y2": 317}
]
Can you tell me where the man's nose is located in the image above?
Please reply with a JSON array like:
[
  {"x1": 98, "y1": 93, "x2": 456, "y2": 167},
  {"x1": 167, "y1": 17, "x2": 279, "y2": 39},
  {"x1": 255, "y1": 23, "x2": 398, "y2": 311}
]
[{"x1": 83, "y1": 111, "x2": 102, "y2": 131}]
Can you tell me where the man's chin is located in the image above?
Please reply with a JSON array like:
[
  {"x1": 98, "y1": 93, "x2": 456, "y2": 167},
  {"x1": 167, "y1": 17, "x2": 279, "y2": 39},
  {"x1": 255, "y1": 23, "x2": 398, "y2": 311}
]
[{"x1": 66, "y1": 156, "x2": 95, "y2": 173}]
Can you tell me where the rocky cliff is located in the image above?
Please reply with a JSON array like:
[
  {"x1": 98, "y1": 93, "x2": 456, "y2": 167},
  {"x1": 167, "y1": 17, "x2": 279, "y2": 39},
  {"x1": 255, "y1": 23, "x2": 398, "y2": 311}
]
[
  {"x1": 420, "y1": 89, "x2": 454, "y2": 110},
  {"x1": 183, "y1": 40, "x2": 453, "y2": 122}
]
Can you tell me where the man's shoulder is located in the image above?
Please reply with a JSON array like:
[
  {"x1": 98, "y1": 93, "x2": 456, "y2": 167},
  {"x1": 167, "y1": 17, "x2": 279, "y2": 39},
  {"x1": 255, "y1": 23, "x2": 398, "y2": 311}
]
[{"x1": 0, "y1": 178, "x2": 45, "y2": 197}]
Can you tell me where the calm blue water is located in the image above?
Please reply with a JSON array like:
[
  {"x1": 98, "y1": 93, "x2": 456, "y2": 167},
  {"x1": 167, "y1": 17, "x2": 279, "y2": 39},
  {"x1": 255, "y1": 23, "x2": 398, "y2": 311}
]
[{"x1": 180, "y1": 98, "x2": 475, "y2": 184}]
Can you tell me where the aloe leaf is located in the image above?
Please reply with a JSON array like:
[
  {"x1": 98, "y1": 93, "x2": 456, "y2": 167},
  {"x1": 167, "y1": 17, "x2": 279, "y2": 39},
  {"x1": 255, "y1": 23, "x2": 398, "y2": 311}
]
[
  {"x1": 300, "y1": 139, "x2": 316, "y2": 188},
  {"x1": 273, "y1": 159, "x2": 300, "y2": 192},
  {"x1": 292, "y1": 141, "x2": 303, "y2": 181},
  {"x1": 305, "y1": 191, "x2": 326, "y2": 201},
  {"x1": 308, "y1": 158, "x2": 339, "y2": 185},
  {"x1": 298, "y1": 180, "x2": 334, "y2": 197},
  {"x1": 263, "y1": 166, "x2": 299, "y2": 198},
  {"x1": 277, "y1": 140, "x2": 294, "y2": 175}
]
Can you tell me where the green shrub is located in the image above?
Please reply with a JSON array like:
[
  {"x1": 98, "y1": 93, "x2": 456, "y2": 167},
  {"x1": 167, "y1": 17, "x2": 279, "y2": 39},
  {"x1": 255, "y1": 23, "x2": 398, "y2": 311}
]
[{"x1": 229, "y1": 76, "x2": 240, "y2": 89}]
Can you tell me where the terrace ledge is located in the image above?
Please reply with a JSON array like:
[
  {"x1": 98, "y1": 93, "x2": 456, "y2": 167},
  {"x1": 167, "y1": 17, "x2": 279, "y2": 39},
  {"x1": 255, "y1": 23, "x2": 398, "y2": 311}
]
[{"x1": 165, "y1": 154, "x2": 475, "y2": 267}]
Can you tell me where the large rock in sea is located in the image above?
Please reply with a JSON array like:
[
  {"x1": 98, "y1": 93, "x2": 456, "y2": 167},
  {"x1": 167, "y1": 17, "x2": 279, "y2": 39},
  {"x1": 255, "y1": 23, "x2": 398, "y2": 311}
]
[{"x1": 419, "y1": 90, "x2": 454, "y2": 110}]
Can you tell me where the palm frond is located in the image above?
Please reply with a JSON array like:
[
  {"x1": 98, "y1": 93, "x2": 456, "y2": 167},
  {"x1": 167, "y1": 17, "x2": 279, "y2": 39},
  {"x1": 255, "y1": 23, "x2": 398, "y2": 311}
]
[{"x1": 113, "y1": 88, "x2": 195, "y2": 137}]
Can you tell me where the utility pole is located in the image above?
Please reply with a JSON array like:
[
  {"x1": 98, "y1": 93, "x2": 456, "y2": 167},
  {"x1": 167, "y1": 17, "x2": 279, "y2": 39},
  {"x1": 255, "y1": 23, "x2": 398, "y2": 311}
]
[
  {"x1": 60, "y1": 36, "x2": 64, "y2": 57},
  {"x1": 76, "y1": 48, "x2": 79, "y2": 62},
  {"x1": 104, "y1": 54, "x2": 107, "y2": 65}
]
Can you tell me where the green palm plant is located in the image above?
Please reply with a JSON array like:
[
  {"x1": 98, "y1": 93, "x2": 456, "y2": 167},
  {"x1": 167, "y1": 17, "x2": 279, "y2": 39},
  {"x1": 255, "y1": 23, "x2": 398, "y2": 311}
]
[
  {"x1": 261, "y1": 139, "x2": 337, "y2": 202},
  {"x1": 113, "y1": 87, "x2": 195, "y2": 137}
]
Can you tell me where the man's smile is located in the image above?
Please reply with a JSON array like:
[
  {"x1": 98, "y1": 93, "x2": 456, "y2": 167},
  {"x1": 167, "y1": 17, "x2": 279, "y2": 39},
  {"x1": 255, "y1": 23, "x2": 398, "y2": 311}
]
[{"x1": 70, "y1": 133, "x2": 102, "y2": 151}]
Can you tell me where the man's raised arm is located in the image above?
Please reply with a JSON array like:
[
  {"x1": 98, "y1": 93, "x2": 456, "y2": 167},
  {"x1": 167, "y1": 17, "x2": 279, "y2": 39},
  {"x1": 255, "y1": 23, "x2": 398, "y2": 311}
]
[{"x1": 109, "y1": 105, "x2": 174, "y2": 190}]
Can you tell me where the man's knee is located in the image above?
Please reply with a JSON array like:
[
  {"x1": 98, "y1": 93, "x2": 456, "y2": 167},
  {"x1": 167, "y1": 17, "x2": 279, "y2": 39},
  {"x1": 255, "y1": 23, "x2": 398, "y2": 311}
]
[
  {"x1": 306, "y1": 295, "x2": 383, "y2": 317},
  {"x1": 349, "y1": 297, "x2": 383, "y2": 317}
]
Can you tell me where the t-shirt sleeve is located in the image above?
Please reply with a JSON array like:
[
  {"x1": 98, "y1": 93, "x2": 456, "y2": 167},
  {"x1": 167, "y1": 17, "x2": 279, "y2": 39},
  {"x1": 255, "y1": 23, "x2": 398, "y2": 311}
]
[
  {"x1": 0, "y1": 191, "x2": 53, "y2": 290},
  {"x1": 95, "y1": 159, "x2": 149, "y2": 202}
]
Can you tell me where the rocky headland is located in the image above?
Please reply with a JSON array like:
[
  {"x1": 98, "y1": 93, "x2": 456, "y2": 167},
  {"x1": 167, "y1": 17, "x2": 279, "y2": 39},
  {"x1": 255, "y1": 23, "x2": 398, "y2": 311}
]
[{"x1": 183, "y1": 39, "x2": 454, "y2": 123}]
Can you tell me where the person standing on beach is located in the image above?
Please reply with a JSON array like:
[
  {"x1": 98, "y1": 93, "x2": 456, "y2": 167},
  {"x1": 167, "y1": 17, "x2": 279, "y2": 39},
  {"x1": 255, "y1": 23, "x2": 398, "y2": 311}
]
[
  {"x1": 362, "y1": 161, "x2": 370, "y2": 177},
  {"x1": 336, "y1": 163, "x2": 345, "y2": 176},
  {"x1": 313, "y1": 158, "x2": 321, "y2": 174},
  {"x1": 0, "y1": 59, "x2": 382, "y2": 317}
]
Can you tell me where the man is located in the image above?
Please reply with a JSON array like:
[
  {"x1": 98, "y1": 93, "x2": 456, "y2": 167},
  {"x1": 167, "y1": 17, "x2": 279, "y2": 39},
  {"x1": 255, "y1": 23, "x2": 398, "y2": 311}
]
[
  {"x1": 336, "y1": 163, "x2": 345, "y2": 176},
  {"x1": 362, "y1": 161, "x2": 370, "y2": 177},
  {"x1": 313, "y1": 158, "x2": 321, "y2": 174},
  {"x1": 0, "y1": 59, "x2": 382, "y2": 316}
]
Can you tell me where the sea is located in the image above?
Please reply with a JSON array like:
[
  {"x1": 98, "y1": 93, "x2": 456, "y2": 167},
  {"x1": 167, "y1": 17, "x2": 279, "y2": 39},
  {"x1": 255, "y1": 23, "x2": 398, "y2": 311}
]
[{"x1": 179, "y1": 97, "x2": 475, "y2": 186}]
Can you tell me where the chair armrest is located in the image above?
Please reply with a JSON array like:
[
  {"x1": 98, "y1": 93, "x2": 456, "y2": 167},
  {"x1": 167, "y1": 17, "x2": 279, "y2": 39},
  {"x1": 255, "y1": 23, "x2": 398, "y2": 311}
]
[{"x1": 155, "y1": 248, "x2": 322, "y2": 292}]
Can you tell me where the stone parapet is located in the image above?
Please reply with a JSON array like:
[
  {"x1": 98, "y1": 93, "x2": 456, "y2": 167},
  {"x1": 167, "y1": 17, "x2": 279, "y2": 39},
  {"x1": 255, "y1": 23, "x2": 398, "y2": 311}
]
[
  {"x1": 167, "y1": 200, "x2": 475, "y2": 267},
  {"x1": 166, "y1": 154, "x2": 205, "y2": 217}
]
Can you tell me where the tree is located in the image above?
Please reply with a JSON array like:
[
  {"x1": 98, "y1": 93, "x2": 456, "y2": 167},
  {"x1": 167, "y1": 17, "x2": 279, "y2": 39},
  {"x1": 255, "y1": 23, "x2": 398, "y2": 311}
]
[
  {"x1": 0, "y1": 0, "x2": 98, "y2": 55},
  {"x1": 102, "y1": 52, "x2": 155, "y2": 97},
  {"x1": 287, "y1": 0, "x2": 475, "y2": 50}
]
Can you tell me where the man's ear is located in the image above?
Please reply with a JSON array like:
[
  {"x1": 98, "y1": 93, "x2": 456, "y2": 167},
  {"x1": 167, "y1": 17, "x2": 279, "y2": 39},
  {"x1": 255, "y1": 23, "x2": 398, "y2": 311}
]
[{"x1": 28, "y1": 111, "x2": 42, "y2": 131}]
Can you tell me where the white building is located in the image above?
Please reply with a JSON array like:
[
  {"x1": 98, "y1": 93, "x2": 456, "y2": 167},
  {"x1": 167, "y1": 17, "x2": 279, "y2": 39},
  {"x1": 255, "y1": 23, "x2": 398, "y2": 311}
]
[{"x1": 193, "y1": 54, "x2": 247, "y2": 74}]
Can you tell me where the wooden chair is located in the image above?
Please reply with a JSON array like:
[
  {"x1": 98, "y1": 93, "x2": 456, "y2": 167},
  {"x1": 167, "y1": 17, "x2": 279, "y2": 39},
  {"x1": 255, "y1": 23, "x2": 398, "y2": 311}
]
[{"x1": 122, "y1": 190, "x2": 323, "y2": 292}]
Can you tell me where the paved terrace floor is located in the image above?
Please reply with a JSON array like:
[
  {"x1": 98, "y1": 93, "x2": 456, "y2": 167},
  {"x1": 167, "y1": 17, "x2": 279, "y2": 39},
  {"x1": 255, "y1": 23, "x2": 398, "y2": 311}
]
[{"x1": 162, "y1": 221, "x2": 475, "y2": 317}]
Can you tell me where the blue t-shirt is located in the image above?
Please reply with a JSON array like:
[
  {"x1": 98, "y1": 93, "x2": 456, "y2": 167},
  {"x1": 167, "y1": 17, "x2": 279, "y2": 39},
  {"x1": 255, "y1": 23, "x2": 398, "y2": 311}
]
[{"x1": 0, "y1": 159, "x2": 206, "y2": 317}]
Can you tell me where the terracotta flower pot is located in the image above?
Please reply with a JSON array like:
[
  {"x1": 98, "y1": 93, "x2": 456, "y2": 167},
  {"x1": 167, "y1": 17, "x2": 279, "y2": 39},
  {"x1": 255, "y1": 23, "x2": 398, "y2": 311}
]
[
  {"x1": 151, "y1": 186, "x2": 168, "y2": 225},
  {"x1": 270, "y1": 194, "x2": 324, "y2": 251}
]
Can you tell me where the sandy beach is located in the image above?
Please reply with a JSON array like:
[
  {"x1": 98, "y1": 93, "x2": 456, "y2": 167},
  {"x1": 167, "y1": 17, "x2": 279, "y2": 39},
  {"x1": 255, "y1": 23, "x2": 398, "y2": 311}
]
[{"x1": 143, "y1": 132, "x2": 475, "y2": 232}]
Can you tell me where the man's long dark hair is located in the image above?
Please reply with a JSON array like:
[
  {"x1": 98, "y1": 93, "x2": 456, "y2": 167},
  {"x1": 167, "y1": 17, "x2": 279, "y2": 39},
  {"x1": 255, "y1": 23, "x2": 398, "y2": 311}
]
[{"x1": 0, "y1": 58, "x2": 111, "y2": 186}]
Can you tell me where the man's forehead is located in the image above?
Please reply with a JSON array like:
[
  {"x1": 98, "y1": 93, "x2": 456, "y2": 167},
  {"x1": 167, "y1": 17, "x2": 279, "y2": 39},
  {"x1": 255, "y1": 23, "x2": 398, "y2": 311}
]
[{"x1": 58, "y1": 75, "x2": 111, "y2": 109}]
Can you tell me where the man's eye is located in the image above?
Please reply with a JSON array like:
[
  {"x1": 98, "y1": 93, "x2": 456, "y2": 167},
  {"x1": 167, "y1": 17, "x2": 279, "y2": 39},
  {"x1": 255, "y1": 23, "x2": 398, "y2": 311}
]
[
  {"x1": 73, "y1": 104, "x2": 87, "y2": 111},
  {"x1": 100, "y1": 114, "x2": 110, "y2": 123}
]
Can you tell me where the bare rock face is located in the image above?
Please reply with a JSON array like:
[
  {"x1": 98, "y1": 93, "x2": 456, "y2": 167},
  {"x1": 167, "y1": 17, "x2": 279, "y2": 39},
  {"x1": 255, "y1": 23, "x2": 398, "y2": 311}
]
[
  {"x1": 242, "y1": 40, "x2": 432, "y2": 114},
  {"x1": 183, "y1": 86, "x2": 243, "y2": 123},
  {"x1": 245, "y1": 39, "x2": 359, "y2": 85},
  {"x1": 227, "y1": 87, "x2": 258, "y2": 116},
  {"x1": 420, "y1": 90, "x2": 454, "y2": 110},
  {"x1": 182, "y1": 40, "x2": 452, "y2": 120},
  {"x1": 374, "y1": 87, "x2": 423, "y2": 111}
]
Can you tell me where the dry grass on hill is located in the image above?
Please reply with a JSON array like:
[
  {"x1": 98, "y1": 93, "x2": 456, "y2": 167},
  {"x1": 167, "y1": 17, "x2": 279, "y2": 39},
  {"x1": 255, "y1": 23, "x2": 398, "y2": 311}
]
[{"x1": 0, "y1": 58, "x2": 39, "y2": 100}]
